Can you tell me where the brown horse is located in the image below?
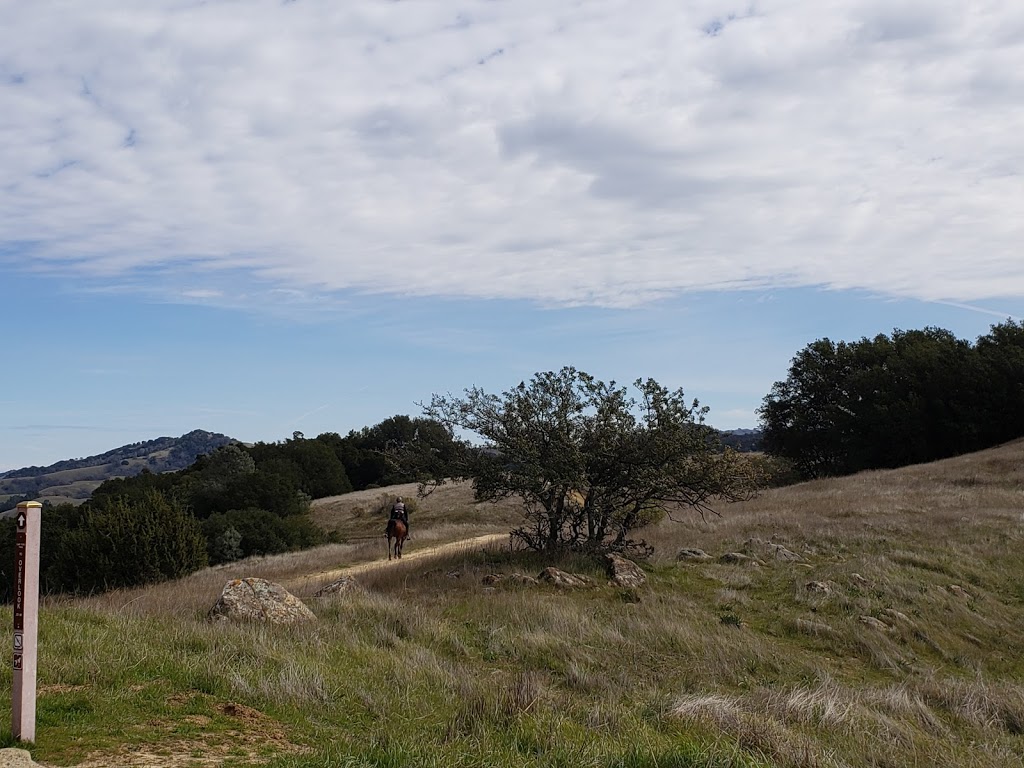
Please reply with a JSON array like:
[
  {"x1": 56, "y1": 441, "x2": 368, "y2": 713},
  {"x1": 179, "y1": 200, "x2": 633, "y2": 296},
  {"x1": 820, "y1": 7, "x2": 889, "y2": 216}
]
[{"x1": 386, "y1": 518, "x2": 407, "y2": 560}]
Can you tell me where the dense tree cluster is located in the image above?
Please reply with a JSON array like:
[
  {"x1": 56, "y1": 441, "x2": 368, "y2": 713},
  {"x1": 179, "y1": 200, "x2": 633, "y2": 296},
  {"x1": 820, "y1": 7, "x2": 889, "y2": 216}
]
[
  {"x1": 423, "y1": 367, "x2": 760, "y2": 554},
  {"x1": 760, "y1": 321, "x2": 1024, "y2": 479}
]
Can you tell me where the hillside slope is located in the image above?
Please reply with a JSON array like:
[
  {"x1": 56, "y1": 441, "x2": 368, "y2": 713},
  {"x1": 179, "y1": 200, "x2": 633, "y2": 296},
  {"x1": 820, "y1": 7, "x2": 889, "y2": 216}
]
[
  {"x1": 24, "y1": 439, "x2": 1024, "y2": 767},
  {"x1": 0, "y1": 429, "x2": 234, "y2": 507}
]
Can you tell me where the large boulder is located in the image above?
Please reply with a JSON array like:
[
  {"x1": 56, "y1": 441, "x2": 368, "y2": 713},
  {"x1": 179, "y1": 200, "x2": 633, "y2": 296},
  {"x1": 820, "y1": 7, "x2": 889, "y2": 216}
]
[
  {"x1": 209, "y1": 578, "x2": 317, "y2": 624},
  {"x1": 605, "y1": 554, "x2": 646, "y2": 588},
  {"x1": 0, "y1": 749, "x2": 39, "y2": 768}
]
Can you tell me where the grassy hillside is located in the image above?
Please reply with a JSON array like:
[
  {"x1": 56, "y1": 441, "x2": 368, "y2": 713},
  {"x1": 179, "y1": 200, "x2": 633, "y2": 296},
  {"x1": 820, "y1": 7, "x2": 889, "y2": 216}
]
[
  {"x1": 310, "y1": 481, "x2": 525, "y2": 543},
  {"x1": 2, "y1": 443, "x2": 1023, "y2": 766}
]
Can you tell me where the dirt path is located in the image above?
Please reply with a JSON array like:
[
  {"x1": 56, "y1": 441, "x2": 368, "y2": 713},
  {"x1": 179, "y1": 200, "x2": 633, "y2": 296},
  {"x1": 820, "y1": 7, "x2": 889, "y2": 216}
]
[{"x1": 285, "y1": 532, "x2": 509, "y2": 592}]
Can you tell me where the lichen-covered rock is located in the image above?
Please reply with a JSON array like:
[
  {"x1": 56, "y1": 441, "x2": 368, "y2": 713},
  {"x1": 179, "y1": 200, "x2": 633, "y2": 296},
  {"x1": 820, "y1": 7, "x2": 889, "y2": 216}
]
[
  {"x1": 313, "y1": 576, "x2": 362, "y2": 597},
  {"x1": 605, "y1": 554, "x2": 646, "y2": 588},
  {"x1": 0, "y1": 748, "x2": 39, "y2": 768},
  {"x1": 482, "y1": 573, "x2": 505, "y2": 586},
  {"x1": 676, "y1": 548, "x2": 712, "y2": 562},
  {"x1": 510, "y1": 573, "x2": 539, "y2": 586},
  {"x1": 537, "y1": 567, "x2": 589, "y2": 588},
  {"x1": 209, "y1": 578, "x2": 316, "y2": 624},
  {"x1": 948, "y1": 585, "x2": 971, "y2": 600}
]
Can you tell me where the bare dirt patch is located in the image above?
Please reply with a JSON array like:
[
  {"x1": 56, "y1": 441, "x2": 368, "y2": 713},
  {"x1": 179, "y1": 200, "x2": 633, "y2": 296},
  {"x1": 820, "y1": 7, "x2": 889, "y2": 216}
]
[{"x1": 73, "y1": 695, "x2": 307, "y2": 768}]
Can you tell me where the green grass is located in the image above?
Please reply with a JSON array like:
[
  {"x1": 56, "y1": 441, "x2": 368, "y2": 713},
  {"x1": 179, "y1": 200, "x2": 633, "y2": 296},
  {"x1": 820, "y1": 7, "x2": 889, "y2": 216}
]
[{"x1": 3, "y1": 444, "x2": 1024, "y2": 766}]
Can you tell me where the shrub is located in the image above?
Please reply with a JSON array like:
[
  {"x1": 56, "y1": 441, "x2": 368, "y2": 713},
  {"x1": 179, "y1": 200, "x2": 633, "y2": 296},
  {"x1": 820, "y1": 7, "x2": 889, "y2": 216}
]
[
  {"x1": 203, "y1": 508, "x2": 326, "y2": 564},
  {"x1": 48, "y1": 490, "x2": 207, "y2": 593}
]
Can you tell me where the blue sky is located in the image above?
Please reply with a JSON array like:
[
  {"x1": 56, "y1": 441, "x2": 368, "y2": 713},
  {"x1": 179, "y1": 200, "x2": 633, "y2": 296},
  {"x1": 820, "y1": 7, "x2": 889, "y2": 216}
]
[{"x1": 2, "y1": 1, "x2": 1023, "y2": 471}]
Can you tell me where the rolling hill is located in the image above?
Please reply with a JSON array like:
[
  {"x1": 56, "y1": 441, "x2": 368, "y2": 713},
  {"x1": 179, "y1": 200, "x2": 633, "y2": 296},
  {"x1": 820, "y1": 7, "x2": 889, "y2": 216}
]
[{"x1": 0, "y1": 429, "x2": 235, "y2": 508}]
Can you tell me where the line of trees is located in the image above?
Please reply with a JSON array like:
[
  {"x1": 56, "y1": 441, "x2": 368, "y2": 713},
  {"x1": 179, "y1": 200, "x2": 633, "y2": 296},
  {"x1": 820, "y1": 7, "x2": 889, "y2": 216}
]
[{"x1": 759, "y1": 320, "x2": 1024, "y2": 479}]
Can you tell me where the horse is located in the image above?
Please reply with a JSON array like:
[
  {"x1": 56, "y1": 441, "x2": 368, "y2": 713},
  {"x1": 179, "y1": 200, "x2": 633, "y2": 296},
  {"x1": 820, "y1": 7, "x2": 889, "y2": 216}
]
[{"x1": 386, "y1": 518, "x2": 407, "y2": 560}]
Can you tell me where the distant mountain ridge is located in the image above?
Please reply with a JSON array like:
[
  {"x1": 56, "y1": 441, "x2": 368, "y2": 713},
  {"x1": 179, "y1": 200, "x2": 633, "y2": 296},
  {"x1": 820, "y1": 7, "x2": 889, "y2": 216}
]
[
  {"x1": 718, "y1": 428, "x2": 763, "y2": 452},
  {"x1": 0, "y1": 429, "x2": 235, "y2": 508}
]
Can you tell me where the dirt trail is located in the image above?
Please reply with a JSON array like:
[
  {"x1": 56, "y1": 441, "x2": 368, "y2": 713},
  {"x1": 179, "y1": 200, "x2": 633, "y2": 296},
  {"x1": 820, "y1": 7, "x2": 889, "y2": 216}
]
[{"x1": 285, "y1": 532, "x2": 509, "y2": 592}]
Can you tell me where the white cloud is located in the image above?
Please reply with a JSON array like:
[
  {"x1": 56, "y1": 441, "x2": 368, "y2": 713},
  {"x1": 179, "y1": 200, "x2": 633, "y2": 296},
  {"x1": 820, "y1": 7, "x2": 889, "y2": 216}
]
[{"x1": 1, "y1": 0, "x2": 1022, "y2": 308}]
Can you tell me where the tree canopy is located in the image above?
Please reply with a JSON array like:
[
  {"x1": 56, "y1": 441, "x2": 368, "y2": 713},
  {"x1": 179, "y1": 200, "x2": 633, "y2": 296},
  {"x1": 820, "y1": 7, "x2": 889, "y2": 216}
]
[
  {"x1": 423, "y1": 367, "x2": 759, "y2": 554},
  {"x1": 759, "y1": 321, "x2": 1024, "y2": 479}
]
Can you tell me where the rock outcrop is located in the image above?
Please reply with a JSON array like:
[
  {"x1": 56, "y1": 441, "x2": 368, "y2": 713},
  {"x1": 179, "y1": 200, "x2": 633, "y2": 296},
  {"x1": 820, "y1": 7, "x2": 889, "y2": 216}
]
[
  {"x1": 209, "y1": 578, "x2": 317, "y2": 624},
  {"x1": 605, "y1": 554, "x2": 646, "y2": 588},
  {"x1": 537, "y1": 567, "x2": 590, "y2": 588}
]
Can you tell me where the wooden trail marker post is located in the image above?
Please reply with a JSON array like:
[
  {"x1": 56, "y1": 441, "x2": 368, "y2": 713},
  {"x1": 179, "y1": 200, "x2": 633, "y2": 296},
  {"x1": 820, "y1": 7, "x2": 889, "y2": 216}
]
[{"x1": 12, "y1": 500, "x2": 41, "y2": 743}]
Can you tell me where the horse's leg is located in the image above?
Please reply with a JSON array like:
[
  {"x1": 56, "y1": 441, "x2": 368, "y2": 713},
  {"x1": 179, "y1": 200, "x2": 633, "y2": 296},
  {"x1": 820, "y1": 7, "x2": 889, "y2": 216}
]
[{"x1": 388, "y1": 536, "x2": 393, "y2": 561}]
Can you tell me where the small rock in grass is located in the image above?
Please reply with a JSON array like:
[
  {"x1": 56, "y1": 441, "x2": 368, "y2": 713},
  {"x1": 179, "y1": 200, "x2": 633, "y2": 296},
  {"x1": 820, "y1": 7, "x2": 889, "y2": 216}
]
[
  {"x1": 719, "y1": 552, "x2": 751, "y2": 565},
  {"x1": 313, "y1": 576, "x2": 362, "y2": 597},
  {"x1": 537, "y1": 567, "x2": 589, "y2": 588},
  {"x1": 805, "y1": 581, "x2": 834, "y2": 595},
  {"x1": 881, "y1": 608, "x2": 913, "y2": 625},
  {"x1": 859, "y1": 615, "x2": 892, "y2": 631},
  {"x1": 676, "y1": 548, "x2": 712, "y2": 562}
]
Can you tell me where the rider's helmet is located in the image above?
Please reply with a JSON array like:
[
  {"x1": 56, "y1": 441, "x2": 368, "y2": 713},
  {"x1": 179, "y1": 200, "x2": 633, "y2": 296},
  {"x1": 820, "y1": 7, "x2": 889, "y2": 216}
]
[{"x1": 396, "y1": 497, "x2": 403, "y2": 502}]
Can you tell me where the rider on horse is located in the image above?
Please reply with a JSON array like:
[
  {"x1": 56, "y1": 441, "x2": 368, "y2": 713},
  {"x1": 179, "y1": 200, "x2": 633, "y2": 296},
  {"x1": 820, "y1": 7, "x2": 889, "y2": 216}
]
[{"x1": 386, "y1": 497, "x2": 409, "y2": 538}]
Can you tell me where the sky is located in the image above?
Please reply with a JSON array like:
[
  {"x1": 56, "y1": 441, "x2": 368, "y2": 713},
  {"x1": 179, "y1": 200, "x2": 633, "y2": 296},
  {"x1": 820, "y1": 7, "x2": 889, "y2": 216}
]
[{"x1": 2, "y1": 0, "x2": 1023, "y2": 472}]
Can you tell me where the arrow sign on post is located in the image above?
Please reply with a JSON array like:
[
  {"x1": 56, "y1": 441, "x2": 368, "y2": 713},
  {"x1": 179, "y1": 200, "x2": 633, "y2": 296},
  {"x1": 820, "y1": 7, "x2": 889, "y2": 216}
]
[{"x1": 12, "y1": 501, "x2": 41, "y2": 744}]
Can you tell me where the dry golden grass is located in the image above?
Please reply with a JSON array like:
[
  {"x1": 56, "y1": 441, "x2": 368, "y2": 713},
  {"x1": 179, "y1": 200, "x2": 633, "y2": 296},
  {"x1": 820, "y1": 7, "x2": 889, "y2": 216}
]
[
  {"x1": 311, "y1": 480, "x2": 524, "y2": 541},
  {"x1": 21, "y1": 440, "x2": 1024, "y2": 767}
]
